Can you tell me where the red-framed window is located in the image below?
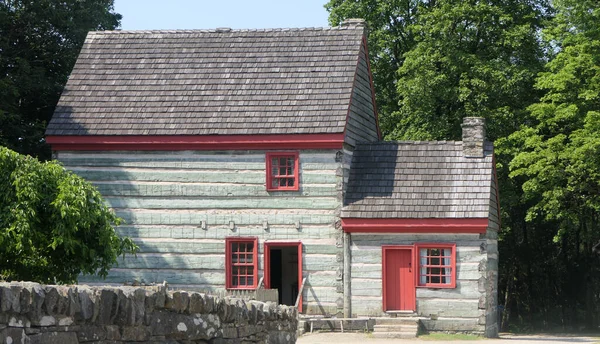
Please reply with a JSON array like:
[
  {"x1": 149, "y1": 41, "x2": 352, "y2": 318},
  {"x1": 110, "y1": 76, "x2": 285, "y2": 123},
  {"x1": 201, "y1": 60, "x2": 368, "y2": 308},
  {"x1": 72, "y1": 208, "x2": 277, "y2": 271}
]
[
  {"x1": 225, "y1": 237, "x2": 258, "y2": 289},
  {"x1": 415, "y1": 243, "x2": 456, "y2": 288},
  {"x1": 266, "y1": 152, "x2": 299, "y2": 191}
]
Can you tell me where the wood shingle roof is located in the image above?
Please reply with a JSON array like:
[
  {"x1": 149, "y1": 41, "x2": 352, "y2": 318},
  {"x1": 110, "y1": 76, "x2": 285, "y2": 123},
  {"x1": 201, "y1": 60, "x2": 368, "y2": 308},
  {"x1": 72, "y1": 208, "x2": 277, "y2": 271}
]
[
  {"x1": 46, "y1": 25, "x2": 365, "y2": 136},
  {"x1": 342, "y1": 141, "x2": 495, "y2": 219}
]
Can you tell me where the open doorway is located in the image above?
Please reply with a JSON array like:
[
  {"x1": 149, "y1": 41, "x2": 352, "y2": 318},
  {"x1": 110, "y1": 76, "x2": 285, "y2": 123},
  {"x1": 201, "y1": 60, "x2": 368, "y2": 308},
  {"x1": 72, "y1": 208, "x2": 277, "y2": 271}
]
[{"x1": 264, "y1": 242, "x2": 303, "y2": 312}]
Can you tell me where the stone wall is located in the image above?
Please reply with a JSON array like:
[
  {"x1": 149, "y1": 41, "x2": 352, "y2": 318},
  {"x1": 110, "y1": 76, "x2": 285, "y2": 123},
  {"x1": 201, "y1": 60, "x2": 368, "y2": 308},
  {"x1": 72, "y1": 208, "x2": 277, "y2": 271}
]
[{"x1": 0, "y1": 282, "x2": 297, "y2": 344}]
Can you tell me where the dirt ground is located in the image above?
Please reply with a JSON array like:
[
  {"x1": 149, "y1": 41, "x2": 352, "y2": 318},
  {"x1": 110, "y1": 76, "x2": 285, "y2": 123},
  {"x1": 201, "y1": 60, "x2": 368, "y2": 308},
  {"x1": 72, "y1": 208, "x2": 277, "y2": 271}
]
[{"x1": 297, "y1": 332, "x2": 600, "y2": 344}]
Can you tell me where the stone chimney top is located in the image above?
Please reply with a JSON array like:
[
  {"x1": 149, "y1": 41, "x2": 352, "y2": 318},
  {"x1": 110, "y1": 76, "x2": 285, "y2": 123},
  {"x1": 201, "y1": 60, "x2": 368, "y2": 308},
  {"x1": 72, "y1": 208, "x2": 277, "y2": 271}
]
[
  {"x1": 461, "y1": 117, "x2": 486, "y2": 158},
  {"x1": 341, "y1": 18, "x2": 366, "y2": 27}
]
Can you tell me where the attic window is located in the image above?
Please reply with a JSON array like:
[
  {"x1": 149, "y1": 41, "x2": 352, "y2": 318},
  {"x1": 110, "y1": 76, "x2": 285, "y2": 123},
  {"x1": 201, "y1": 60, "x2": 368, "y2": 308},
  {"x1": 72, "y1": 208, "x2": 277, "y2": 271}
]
[
  {"x1": 266, "y1": 152, "x2": 299, "y2": 191},
  {"x1": 416, "y1": 243, "x2": 456, "y2": 288}
]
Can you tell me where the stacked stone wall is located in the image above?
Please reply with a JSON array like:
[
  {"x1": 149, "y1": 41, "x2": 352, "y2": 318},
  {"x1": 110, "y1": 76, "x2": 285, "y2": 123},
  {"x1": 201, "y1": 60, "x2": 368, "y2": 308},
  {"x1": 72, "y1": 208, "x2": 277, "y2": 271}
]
[{"x1": 0, "y1": 282, "x2": 297, "y2": 343}]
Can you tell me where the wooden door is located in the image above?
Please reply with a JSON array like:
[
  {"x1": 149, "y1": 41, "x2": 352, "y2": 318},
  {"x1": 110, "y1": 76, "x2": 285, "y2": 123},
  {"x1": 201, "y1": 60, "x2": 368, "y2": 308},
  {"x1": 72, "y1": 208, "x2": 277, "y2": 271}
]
[{"x1": 383, "y1": 248, "x2": 415, "y2": 311}]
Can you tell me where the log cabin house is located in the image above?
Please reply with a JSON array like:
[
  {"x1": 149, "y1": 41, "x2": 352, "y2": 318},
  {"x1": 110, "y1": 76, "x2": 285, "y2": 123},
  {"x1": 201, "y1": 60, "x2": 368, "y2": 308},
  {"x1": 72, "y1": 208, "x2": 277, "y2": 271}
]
[{"x1": 45, "y1": 19, "x2": 499, "y2": 337}]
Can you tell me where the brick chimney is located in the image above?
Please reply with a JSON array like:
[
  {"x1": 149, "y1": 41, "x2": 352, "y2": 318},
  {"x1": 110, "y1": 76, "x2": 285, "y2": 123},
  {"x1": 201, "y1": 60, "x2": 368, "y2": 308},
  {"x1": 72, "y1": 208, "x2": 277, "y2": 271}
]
[{"x1": 461, "y1": 117, "x2": 486, "y2": 158}]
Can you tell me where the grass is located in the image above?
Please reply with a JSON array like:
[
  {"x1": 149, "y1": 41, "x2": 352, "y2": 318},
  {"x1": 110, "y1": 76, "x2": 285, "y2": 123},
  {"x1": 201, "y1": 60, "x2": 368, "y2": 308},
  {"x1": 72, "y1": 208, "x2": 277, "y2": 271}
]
[{"x1": 419, "y1": 333, "x2": 483, "y2": 341}]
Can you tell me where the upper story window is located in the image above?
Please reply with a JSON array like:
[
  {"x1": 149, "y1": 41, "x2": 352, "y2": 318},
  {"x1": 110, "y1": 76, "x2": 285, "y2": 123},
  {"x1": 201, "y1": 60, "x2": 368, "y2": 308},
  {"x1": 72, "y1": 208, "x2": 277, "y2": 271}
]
[
  {"x1": 266, "y1": 152, "x2": 299, "y2": 191},
  {"x1": 226, "y1": 237, "x2": 258, "y2": 290},
  {"x1": 416, "y1": 243, "x2": 456, "y2": 288}
]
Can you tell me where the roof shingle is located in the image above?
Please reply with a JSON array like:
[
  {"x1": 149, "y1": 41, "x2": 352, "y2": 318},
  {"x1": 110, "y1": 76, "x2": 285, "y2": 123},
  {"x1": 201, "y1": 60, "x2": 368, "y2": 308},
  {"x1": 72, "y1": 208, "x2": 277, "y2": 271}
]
[
  {"x1": 341, "y1": 141, "x2": 495, "y2": 219},
  {"x1": 46, "y1": 26, "x2": 365, "y2": 136}
]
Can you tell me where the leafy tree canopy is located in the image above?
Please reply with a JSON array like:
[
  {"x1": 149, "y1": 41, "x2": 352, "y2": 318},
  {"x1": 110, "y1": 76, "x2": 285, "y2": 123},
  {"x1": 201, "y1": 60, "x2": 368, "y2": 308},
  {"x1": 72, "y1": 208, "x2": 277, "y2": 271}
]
[
  {"x1": 0, "y1": 0, "x2": 121, "y2": 159},
  {"x1": 506, "y1": 0, "x2": 600, "y2": 236},
  {"x1": 0, "y1": 147, "x2": 137, "y2": 283}
]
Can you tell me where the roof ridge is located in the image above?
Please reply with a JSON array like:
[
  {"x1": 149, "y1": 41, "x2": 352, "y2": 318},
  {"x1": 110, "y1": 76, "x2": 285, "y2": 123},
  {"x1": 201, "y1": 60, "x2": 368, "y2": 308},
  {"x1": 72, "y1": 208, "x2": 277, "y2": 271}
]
[
  {"x1": 88, "y1": 25, "x2": 364, "y2": 36},
  {"x1": 359, "y1": 140, "x2": 461, "y2": 145}
]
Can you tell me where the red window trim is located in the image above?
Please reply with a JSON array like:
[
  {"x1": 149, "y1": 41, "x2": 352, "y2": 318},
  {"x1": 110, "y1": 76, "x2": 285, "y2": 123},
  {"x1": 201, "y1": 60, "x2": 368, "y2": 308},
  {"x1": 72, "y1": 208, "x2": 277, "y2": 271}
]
[
  {"x1": 225, "y1": 237, "x2": 258, "y2": 290},
  {"x1": 415, "y1": 243, "x2": 457, "y2": 289},
  {"x1": 264, "y1": 241, "x2": 303, "y2": 313},
  {"x1": 266, "y1": 152, "x2": 299, "y2": 192}
]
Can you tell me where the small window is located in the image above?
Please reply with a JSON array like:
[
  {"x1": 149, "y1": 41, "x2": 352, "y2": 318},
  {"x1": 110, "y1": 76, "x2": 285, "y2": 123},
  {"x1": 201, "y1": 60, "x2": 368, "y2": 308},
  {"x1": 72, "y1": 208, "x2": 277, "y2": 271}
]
[
  {"x1": 266, "y1": 152, "x2": 299, "y2": 191},
  {"x1": 226, "y1": 237, "x2": 258, "y2": 289},
  {"x1": 416, "y1": 243, "x2": 456, "y2": 288}
]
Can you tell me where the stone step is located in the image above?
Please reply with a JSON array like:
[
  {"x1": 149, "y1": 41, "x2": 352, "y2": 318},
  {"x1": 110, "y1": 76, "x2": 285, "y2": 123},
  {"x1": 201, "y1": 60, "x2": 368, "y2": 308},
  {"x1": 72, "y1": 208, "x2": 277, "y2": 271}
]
[
  {"x1": 373, "y1": 324, "x2": 418, "y2": 332},
  {"x1": 371, "y1": 331, "x2": 418, "y2": 339},
  {"x1": 375, "y1": 317, "x2": 420, "y2": 325}
]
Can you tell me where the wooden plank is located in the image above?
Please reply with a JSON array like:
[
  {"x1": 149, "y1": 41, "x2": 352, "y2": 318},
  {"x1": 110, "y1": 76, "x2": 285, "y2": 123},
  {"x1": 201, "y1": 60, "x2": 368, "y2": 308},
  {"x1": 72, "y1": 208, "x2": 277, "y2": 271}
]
[
  {"x1": 116, "y1": 225, "x2": 337, "y2": 239},
  {"x1": 303, "y1": 286, "x2": 341, "y2": 304},
  {"x1": 457, "y1": 263, "x2": 483, "y2": 280},
  {"x1": 417, "y1": 299, "x2": 483, "y2": 318},
  {"x1": 94, "y1": 182, "x2": 337, "y2": 197},
  {"x1": 351, "y1": 279, "x2": 382, "y2": 297},
  {"x1": 104, "y1": 196, "x2": 339, "y2": 210},
  {"x1": 130, "y1": 240, "x2": 225, "y2": 254},
  {"x1": 304, "y1": 255, "x2": 338, "y2": 272},
  {"x1": 115, "y1": 210, "x2": 337, "y2": 226},
  {"x1": 116, "y1": 254, "x2": 225, "y2": 270},
  {"x1": 70, "y1": 169, "x2": 338, "y2": 184},
  {"x1": 78, "y1": 268, "x2": 226, "y2": 285},
  {"x1": 416, "y1": 280, "x2": 482, "y2": 299},
  {"x1": 59, "y1": 151, "x2": 338, "y2": 165},
  {"x1": 351, "y1": 297, "x2": 384, "y2": 316},
  {"x1": 351, "y1": 264, "x2": 381, "y2": 279}
]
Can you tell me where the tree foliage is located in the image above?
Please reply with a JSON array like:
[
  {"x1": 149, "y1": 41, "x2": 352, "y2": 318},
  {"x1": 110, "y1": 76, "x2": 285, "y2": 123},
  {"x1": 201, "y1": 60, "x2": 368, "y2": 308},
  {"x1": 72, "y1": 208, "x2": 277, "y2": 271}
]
[
  {"x1": 499, "y1": 0, "x2": 600, "y2": 329},
  {"x1": 0, "y1": 0, "x2": 121, "y2": 159},
  {"x1": 327, "y1": 0, "x2": 600, "y2": 331},
  {"x1": 0, "y1": 147, "x2": 137, "y2": 284}
]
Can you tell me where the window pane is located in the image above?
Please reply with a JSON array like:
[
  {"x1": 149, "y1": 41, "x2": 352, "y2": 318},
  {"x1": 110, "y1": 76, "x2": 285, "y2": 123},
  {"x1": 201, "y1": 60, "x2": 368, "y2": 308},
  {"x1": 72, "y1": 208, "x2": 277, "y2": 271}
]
[
  {"x1": 240, "y1": 276, "x2": 246, "y2": 286},
  {"x1": 279, "y1": 157, "x2": 287, "y2": 165},
  {"x1": 248, "y1": 276, "x2": 254, "y2": 286},
  {"x1": 288, "y1": 178, "x2": 294, "y2": 186},
  {"x1": 280, "y1": 167, "x2": 286, "y2": 175}
]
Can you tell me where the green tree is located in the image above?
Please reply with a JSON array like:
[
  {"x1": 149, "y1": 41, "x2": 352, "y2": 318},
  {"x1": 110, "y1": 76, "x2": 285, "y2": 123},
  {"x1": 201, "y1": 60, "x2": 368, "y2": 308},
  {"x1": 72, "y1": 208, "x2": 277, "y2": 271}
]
[
  {"x1": 0, "y1": 0, "x2": 121, "y2": 159},
  {"x1": 0, "y1": 146, "x2": 137, "y2": 283},
  {"x1": 326, "y1": 0, "x2": 422, "y2": 133},
  {"x1": 504, "y1": 0, "x2": 600, "y2": 328},
  {"x1": 390, "y1": 0, "x2": 548, "y2": 141},
  {"x1": 326, "y1": 0, "x2": 549, "y2": 142}
]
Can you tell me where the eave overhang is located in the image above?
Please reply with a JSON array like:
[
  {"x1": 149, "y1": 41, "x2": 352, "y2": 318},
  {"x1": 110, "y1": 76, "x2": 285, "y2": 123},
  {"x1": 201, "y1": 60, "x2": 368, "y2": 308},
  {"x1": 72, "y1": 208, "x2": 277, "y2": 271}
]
[
  {"x1": 341, "y1": 218, "x2": 489, "y2": 234},
  {"x1": 46, "y1": 134, "x2": 345, "y2": 151}
]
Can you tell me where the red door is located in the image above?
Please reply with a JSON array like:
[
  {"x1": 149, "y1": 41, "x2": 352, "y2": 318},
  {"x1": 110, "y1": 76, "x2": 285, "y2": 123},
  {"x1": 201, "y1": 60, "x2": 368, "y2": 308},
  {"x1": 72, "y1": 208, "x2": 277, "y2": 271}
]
[{"x1": 383, "y1": 248, "x2": 415, "y2": 311}]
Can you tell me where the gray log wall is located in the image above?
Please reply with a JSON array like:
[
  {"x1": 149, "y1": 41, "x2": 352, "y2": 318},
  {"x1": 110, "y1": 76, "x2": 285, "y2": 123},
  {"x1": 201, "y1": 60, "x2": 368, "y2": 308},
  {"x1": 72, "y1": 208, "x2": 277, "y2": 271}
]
[
  {"x1": 350, "y1": 233, "x2": 494, "y2": 334},
  {"x1": 0, "y1": 282, "x2": 297, "y2": 344},
  {"x1": 56, "y1": 149, "x2": 344, "y2": 316}
]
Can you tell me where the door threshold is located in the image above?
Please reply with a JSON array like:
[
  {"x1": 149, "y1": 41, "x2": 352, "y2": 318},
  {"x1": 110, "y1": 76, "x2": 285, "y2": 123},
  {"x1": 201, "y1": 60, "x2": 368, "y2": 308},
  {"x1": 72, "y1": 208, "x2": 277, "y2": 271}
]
[{"x1": 385, "y1": 310, "x2": 416, "y2": 317}]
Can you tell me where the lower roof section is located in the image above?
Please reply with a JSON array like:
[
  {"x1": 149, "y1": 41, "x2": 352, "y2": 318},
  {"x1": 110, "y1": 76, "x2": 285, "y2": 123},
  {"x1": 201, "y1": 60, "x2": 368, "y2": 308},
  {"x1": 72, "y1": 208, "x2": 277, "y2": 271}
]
[
  {"x1": 341, "y1": 218, "x2": 489, "y2": 234},
  {"x1": 46, "y1": 134, "x2": 345, "y2": 151}
]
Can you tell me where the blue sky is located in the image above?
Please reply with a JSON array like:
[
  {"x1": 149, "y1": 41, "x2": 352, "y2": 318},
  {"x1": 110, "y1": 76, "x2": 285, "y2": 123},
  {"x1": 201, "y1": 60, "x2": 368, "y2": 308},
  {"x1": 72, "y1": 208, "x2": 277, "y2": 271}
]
[{"x1": 114, "y1": 0, "x2": 331, "y2": 30}]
